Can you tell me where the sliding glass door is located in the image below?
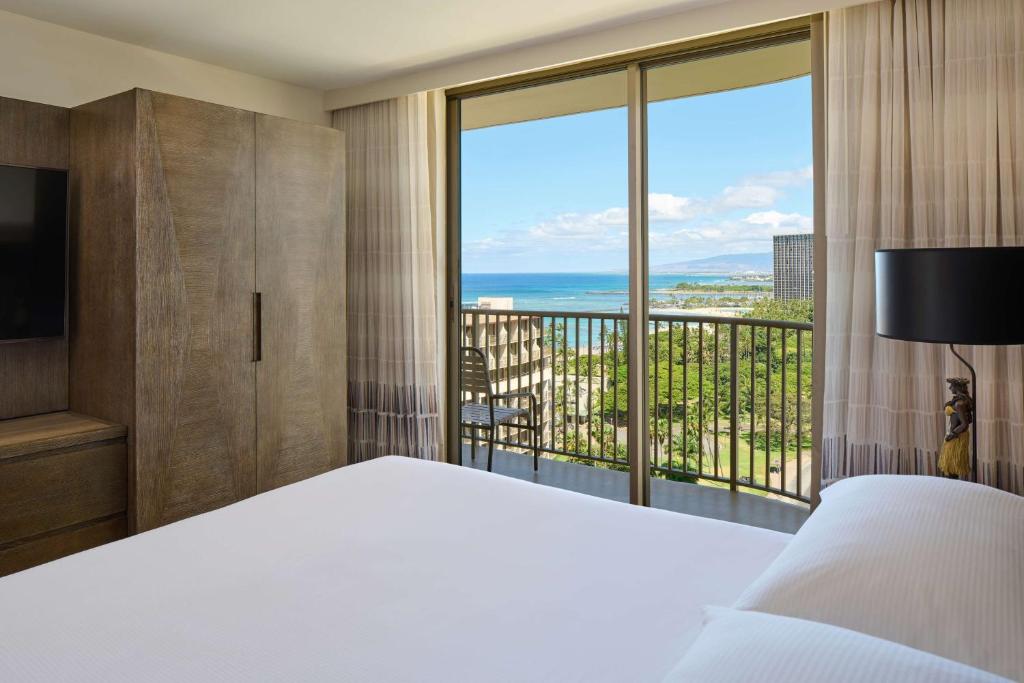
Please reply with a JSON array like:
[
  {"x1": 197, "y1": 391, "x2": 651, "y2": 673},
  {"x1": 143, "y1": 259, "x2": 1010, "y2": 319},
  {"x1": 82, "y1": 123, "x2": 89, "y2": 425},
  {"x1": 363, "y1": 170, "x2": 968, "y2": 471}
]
[
  {"x1": 447, "y1": 18, "x2": 821, "y2": 522},
  {"x1": 644, "y1": 41, "x2": 815, "y2": 514},
  {"x1": 455, "y1": 70, "x2": 632, "y2": 502}
]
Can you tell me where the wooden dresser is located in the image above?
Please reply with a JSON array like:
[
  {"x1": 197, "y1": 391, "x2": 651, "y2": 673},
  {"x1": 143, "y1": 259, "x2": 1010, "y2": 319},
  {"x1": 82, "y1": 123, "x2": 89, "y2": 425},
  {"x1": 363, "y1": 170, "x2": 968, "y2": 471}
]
[{"x1": 0, "y1": 411, "x2": 128, "y2": 577}]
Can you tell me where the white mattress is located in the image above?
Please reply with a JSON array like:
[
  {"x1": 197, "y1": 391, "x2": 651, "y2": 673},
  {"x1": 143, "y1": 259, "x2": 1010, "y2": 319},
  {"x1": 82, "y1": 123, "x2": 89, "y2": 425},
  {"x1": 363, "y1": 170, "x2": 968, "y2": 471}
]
[{"x1": 0, "y1": 456, "x2": 790, "y2": 682}]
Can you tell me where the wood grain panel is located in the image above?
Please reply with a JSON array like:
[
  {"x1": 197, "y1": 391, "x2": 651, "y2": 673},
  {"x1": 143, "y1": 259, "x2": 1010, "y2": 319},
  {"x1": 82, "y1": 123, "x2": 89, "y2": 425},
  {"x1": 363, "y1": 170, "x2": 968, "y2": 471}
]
[
  {"x1": 133, "y1": 91, "x2": 256, "y2": 530},
  {"x1": 69, "y1": 91, "x2": 138, "y2": 430},
  {"x1": 0, "y1": 96, "x2": 70, "y2": 419},
  {"x1": 0, "y1": 441, "x2": 127, "y2": 543},
  {"x1": 0, "y1": 96, "x2": 68, "y2": 168},
  {"x1": 256, "y1": 115, "x2": 346, "y2": 491},
  {"x1": 0, "y1": 340, "x2": 68, "y2": 420},
  {"x1": 0, "y1": 411, "x2": 126, "y2": 460},
  {"x1": 0, "y1": 516, "x2": 127, "y2": 577}
]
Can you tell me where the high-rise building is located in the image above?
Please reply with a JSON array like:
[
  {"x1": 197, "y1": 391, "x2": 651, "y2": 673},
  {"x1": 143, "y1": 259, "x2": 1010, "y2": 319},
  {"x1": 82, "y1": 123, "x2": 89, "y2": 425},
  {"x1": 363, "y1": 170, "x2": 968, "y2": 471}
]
[
  {"x1": 773, "y1": 234, "x2": 814, "y2": 300},
  {"x1": 462, "y1": 298, "x2": 554, "y2": 446}
]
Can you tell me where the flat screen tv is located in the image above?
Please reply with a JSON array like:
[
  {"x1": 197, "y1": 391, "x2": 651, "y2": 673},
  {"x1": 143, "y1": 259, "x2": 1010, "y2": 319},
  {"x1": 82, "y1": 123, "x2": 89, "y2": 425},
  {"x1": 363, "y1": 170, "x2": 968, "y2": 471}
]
[{"x1": 0, "y1": 164, "x2": 68, "y2": 341}]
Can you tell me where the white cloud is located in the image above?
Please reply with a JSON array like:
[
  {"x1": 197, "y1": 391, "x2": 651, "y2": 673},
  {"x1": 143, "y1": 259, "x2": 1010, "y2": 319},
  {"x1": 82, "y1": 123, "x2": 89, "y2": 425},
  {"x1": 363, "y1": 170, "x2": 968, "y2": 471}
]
[
  {"x1": 525, "y1": 211, "x2": 626, "y2": 249},
  {"x1": 463, "y1": 166, "x2": 813, "y2": 264},
  {"x1": 646, "y1": 210, "x2": 812, "y2": 256},
  {"x1": 743, "y1": 210, "x2": 813, "y2": 232},
  {"x1": 648, "y1": 193, "x2": 703, "y2": 221},
  {"x1": 719, "y1": 184, "x2": 780, "y2": 208},
  {"x1": 593, "y1": 207, "x2": 628, "y2": 225},
  {"x1": 714, "y1": 166, "x2": 811, "y2": 209},
  {"x1": 468, "y1": 191, "x2": 702, "y2": 255},
  {"x1": 465, "y1": 209, "x2": 628, "y2": 257}
]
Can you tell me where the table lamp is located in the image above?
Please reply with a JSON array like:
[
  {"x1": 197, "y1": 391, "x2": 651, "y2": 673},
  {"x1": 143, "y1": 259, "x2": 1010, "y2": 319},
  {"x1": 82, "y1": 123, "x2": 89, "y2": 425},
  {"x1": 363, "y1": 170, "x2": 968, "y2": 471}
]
[{"x1": 875, "y1": 247, "x2": 1024, "y2": 481}]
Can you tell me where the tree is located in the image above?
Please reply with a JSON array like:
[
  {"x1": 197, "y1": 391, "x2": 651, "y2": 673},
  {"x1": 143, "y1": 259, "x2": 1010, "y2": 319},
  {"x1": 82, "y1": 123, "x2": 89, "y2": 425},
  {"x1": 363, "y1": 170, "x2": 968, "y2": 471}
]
[
  {"x1": 747, "y1": 298, "x2": 813, "y2": 324},
  {"x1": 544, "y1": 298, "x2": 814, "y2": 483}
]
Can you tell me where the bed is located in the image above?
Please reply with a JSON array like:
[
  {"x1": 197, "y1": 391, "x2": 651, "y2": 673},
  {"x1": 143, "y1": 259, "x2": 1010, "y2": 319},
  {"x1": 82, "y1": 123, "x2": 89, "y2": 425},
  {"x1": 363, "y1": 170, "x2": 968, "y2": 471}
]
[
  {"x1": 5, "y1": 457, "x2": 1018, "y2": 681},
  {"x1": 0, "y1": 456, "x2": 790, "y2": 682}
]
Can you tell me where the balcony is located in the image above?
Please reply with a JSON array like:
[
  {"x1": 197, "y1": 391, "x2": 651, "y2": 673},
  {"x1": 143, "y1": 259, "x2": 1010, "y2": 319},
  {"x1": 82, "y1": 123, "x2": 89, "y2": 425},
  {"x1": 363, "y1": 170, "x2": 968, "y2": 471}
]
[
  {"x1": 461, "y1": 307, "x2": 813, "y2": 530},
  {"x1": 461, "y1": 445, "x2": 807, "y2": 533}
]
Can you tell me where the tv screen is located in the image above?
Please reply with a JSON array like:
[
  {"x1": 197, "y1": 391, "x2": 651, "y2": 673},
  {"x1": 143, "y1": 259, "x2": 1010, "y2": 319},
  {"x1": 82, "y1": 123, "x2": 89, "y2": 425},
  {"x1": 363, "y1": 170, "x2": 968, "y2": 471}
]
[{"x1": 0, "y1": 165, "x2": 68, "y2": 341}]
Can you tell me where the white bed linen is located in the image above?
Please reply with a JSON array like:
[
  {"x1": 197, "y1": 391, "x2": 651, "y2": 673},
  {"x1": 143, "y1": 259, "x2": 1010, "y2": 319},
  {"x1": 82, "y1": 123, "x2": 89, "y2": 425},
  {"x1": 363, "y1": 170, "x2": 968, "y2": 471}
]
[
  {"x1": 733, "y1": 475, "x2": 1024, "y2": 680},
  {"x1": 663, "y1": 607, "x2": 1010, "y2": 682},
  {"x1": 0, "y1": 456, "x2": 790, "y2": 682}
]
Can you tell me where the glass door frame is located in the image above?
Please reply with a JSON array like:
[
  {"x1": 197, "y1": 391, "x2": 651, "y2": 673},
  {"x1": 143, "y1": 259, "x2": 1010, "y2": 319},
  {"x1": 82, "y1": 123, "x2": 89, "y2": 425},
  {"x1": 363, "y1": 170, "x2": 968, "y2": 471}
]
[{"x1": 444, "y1": 15, "x2": 826, "y2": 507}]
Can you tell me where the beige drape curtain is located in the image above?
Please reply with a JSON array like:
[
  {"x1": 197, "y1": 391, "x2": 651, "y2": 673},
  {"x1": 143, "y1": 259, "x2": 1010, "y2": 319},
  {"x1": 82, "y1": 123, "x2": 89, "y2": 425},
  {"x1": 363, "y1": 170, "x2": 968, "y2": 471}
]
[
  {"x1": 823, "y1": 0, "x2": 1024, "y2": 493},
  {"x1": 333, "y1": 91, "x2": 446, "y2": 462}
]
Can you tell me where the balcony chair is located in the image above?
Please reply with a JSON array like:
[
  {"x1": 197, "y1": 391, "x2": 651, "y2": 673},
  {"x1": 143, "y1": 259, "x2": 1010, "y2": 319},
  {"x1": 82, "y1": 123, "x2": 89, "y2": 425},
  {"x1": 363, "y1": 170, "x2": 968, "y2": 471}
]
[{"x1": 460, "y1": 346, "x2": 540, "y2": 472}]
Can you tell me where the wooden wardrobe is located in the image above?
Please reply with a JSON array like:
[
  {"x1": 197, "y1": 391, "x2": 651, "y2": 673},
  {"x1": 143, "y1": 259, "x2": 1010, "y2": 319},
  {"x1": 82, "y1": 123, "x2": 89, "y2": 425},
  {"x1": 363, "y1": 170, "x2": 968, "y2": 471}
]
[{"x1": 70, "y1": 89, "x2": 346, "y2": 532}]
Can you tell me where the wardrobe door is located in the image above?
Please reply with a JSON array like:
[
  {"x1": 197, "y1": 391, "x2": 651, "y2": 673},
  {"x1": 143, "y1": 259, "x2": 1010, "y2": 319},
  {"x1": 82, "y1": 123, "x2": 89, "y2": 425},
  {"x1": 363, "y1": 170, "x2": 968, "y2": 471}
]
[
  {"x1": 255, "y1": 115, "x2": 346, "y2": 491},
  {"x1": 134, "y1": 91, "x2": 257, "y2": 530}
]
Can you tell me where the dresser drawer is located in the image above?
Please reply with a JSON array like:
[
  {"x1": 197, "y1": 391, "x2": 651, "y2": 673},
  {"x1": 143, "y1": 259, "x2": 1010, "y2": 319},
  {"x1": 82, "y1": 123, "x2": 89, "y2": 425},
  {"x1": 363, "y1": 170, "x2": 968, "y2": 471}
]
[
  {"x1": 0, "y1": 441, "x2": 127, "y2": 544},
  {"x1": 0, "y1": 516, "x2": 127, "y2": 576}
]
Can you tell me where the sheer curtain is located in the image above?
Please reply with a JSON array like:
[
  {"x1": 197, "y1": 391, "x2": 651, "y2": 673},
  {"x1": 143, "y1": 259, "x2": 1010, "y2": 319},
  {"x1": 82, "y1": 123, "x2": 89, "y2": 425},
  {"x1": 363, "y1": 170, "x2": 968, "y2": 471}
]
[
  {"x1": 333, "y1": 92, "x2": 446, "y2": 462},
  {"x1": 824, "y1": 0, "x2": 1024, "y2": 493}
]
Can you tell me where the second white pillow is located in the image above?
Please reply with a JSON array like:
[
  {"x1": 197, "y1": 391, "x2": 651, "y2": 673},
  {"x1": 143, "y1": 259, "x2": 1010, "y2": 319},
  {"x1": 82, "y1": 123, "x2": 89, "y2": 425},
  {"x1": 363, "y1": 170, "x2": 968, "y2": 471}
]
[
  {"x1": 732, "y1": 475, "x2": 1024, "y2": 680},
  {"x1": 663, "y1": 607, "x2": 1008, "y2": 682}
]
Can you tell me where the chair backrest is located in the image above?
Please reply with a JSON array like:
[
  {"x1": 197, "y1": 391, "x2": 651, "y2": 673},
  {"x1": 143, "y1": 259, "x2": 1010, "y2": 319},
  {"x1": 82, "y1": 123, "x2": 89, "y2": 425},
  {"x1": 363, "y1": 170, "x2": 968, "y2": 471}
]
[{"x1": 460, "y1": 346, "x2": 493, "y2": 399}]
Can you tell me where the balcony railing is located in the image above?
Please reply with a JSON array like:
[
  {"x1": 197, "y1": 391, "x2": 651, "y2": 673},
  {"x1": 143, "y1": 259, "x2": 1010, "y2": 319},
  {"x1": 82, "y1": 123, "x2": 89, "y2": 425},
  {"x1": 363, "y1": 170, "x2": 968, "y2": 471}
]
[{"x1": 460, "y1": 307, "x2": 813, "y2": 505}]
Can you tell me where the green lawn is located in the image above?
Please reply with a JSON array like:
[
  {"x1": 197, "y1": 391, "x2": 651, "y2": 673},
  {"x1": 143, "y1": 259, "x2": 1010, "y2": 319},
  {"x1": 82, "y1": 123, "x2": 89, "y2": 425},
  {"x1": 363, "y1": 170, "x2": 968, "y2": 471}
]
[
  {"x1": 650, "y1": 431, "x2": 810, "y2": 496},
  {"x1": 530, "y1": 422, "x2": 812, "y2": 499}
]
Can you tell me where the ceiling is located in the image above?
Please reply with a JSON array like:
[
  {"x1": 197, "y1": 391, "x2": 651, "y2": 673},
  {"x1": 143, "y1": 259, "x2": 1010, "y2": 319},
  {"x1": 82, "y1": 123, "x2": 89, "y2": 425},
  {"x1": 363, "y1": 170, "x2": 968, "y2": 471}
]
[
  {"x1": 461, "y1": 39, "x2": 809, "y2": 130},
  {"x1": 0, "y1": 0, "x2": 727, "y2": 91}
]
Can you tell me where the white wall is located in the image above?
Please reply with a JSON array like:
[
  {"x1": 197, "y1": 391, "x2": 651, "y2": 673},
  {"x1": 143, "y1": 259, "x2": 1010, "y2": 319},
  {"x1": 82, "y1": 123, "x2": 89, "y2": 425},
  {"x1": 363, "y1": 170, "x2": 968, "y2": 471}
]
[
  {"x1": 0, "y1": 10, "x2": 328, "y2": 124},
  {"x1": 325, "y1": 0, "x2": 864, "y2": 110}
]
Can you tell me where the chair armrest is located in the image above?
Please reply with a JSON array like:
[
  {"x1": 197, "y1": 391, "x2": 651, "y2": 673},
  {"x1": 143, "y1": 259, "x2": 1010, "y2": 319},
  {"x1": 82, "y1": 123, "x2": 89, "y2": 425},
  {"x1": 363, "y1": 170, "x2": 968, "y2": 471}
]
[{"x1": 491, "y1": 392, "x2": 538, "y2": 413}]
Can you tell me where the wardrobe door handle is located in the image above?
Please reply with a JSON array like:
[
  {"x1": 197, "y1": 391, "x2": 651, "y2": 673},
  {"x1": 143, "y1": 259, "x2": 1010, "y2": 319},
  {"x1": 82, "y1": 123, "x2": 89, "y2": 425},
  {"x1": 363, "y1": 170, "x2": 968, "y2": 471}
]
[{"x1": 253, "y1": 292, "x2": 262, "y2": 362}]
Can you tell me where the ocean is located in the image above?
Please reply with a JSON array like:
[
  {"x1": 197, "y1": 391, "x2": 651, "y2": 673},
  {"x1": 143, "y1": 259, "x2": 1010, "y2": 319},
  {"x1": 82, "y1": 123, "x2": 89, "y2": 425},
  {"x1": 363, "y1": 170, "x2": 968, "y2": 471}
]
[{"x1": 461, "y1": 272, "x2": 765, "y2": 314}]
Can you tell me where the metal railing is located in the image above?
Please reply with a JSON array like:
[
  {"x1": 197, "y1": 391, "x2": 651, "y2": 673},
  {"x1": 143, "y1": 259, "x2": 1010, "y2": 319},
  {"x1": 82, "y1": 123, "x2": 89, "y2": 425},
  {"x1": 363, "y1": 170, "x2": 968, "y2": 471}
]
[{"x1": 460, "y1": 307, "x2": 813, "y2": 504}]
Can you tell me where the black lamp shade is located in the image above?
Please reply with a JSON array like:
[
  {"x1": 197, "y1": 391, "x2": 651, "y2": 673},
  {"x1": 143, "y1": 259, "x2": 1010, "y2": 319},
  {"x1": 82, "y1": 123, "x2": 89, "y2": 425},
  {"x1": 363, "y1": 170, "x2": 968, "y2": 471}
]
[{"x1": 875, "y1": 247, "x2": 1024, "y2": 345}]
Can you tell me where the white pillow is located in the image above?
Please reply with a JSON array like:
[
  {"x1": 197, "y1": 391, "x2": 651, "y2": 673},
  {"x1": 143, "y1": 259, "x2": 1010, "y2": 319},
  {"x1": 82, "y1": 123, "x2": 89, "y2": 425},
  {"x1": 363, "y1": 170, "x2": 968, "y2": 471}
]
[
  {"x1": 732, "y1": 475, "x2": 1024, "y2": 680},
  {"x1": 663, "y1": 607, "x2": 1009, "y2": 682}
]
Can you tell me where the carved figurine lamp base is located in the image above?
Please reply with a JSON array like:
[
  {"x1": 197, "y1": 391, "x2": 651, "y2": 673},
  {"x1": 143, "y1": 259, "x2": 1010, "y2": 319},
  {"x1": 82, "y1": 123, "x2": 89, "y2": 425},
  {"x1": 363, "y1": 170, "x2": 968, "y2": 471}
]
[
  {"x1": 875, "y1": 247, "x2": 1024, "y2": 483},
  {"x1": 938, "y1": 374, "x2": 972, "y2": 479}
]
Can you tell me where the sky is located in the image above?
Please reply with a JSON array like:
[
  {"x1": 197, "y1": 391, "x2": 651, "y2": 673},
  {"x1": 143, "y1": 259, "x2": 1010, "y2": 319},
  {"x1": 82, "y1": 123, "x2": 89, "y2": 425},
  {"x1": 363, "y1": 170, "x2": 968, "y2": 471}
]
[{"x1": 461, "y1": 75, "x2": 812, "y2": 274}]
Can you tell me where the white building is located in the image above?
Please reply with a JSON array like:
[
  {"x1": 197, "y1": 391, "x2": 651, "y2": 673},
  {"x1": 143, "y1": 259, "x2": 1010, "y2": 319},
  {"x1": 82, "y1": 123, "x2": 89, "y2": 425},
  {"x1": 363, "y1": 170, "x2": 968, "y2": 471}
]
[{"x1": 462, "y1": 298, "x2": 554, "y2": 446}]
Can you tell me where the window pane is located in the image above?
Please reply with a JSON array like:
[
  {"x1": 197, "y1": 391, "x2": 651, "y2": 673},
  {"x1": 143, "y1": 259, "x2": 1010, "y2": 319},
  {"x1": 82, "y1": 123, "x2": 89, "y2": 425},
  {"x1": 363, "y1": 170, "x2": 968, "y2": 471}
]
[
  {"x1": 459, "y1": 71, "x2": 631, "y2": 503},
  {"x1": 645, "y1": 40, "x2": 814, "y2": 524}
]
